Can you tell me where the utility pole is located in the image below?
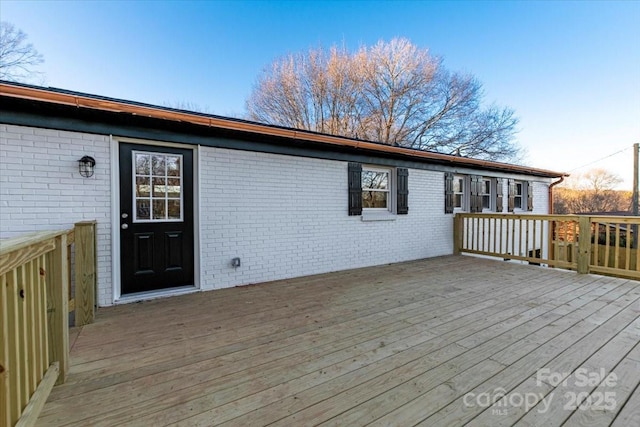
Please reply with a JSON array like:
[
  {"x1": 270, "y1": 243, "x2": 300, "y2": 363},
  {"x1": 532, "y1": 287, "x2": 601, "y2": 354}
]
[
  {"x1": 634, "y1": 143, "x2": 639, "y2": 249},
  {"x1": 634, "y1": 142, "x2": 639, "y2": 217}
]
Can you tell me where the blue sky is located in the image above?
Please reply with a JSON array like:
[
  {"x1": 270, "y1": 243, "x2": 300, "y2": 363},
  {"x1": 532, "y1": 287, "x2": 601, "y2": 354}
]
[{"x1": 2, "y1": 0, "x2": 639, "y2": 189}]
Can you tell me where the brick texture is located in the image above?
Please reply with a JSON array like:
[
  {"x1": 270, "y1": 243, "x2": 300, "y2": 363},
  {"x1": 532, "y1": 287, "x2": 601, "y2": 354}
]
[
  {"x1": 0, "y1": 124, "x2": 113, "y2": 306},
  {"x1": 1, "y1": 124, "x2": 551, "y2": 306},
  {"x1": 199, "y1": 147, "x2": 451, "y2": 290}
]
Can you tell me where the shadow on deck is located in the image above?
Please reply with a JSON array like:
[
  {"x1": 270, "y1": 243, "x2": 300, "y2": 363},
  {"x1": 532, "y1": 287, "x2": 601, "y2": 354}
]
[{"x1": 38, "y1": 255, "x2": 640, "y2": 426}]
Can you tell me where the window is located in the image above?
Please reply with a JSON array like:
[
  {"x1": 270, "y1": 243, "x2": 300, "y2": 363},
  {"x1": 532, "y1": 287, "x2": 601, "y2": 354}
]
[
  {"x1": 133, "y1": 151, "x2": 183, "y2": 222},
  {"x1": 446, "y1": 174, "x2": 503, "y2": 213},
  {"x1": 362, "y1": 167, "x2": 390, "y2": 210},
  {"x1": 481, "y1": 178, "x2": 493, "y2": 211},
  {"x1": 348, "y1": 163, "x2": 408, "y2": 216},
  {"x1": 445, "y1": 173, "x2": 469, "y2": 213},
  {"x1": 508, "y1": 179, "x2": 533, "y2": 212},
  {"x1": 514, "y1": 181, "x2": 524, "y2": 210},
  {"x1": 454, "y1": 175, "x2": 466, "y2": 210}
]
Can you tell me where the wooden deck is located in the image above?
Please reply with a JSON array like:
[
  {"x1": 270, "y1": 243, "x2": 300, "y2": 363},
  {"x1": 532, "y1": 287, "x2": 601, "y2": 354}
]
[{"x1": 37, "y1": 255, "x2": 640, "y2": 426}]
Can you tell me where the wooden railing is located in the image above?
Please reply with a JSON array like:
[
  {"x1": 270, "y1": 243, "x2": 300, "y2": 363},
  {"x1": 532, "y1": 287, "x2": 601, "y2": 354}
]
[
  {"x1": 454, "y1": 213, "x2": 639, "y2": 280},
  {"x1": 590, "y1": 216, "x2": 638, "y2": 279},
  {"x1": 0, "y1": 221, "x2": 96, "y2": 427}
]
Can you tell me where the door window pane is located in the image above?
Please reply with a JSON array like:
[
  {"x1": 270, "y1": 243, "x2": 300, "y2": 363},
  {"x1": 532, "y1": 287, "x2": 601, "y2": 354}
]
[
  {"x1": 136, "y1": 200, "x2": 150, "y2": 220},
  {"x1": 168, "y1": 200, "x2": 181, "y2": 219},
  {"x1": 167, "y1": 156, "x2": 181, "y2": 176},
  {"x1": 136, "y1": 177, "x2": 150, "y2": 197},
  {"x1": 136, "y1": 154, "x2": 150, "y2": 175},
  {"x1": 152, "y1": 177, "x2": 167, "y2": 197},
  {"x1": 152, "y1": 155, "x2": 166, "y2": 176},
  {"x1": 133, "y1": 151, "x2": 183, "y2": 222},
  {"x1": 167, "y1": 178, "x2": 181, "y2": 198},
  {"x1": 152, "y1": 199, "x2": 166, "y2": 220}
]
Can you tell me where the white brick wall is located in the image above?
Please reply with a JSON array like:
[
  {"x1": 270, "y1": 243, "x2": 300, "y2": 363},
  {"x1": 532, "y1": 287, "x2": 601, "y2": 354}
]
[
  {"x1": 2, "y1": 123, "x2": 552, "y2": 306},
  {"x1": 0, "y1": 124, "x2": 113, "y2": 306},
  {"x1": 531, "y1": 180, "x2": 550, "y2": 214},
  {"x1": 199, "y1": 147, "x2": 451, "y2": 290}
]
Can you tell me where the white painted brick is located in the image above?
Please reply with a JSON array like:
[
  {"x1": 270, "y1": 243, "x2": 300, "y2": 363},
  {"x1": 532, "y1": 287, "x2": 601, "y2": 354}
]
[
  {"x1": 199, "y1": 147, "x2": 452, "y2": 292},
  {"x1": 0, "y1": 124, "x2": 113, "y2": 306},
  {"x1": 2, "y1": 123, "x2": 552, "y2": 307}
]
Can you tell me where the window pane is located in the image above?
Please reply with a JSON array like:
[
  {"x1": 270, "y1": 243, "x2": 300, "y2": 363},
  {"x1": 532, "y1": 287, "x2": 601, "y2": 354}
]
[
  {"x1": 167, "y1": 200, "x2": 181, "y2": 219},
  {"x1": 167, "y1": 156, "x2": 181, "y2": 177},
  {"x1": 482, "y1": 195, "x2": 490, "y2": 209},
  {"x1": 152, "y1": 155, "x2": 166, "y2": 176},
  {"x1": 362, "y1": 171, "x2": 388, "y2": 190},
  {"x1": 454, "y1": 178, "x2": 464, "y2": 193},
  {"x1": 483, "y1": 180, "x2": 491, "y2": 195},
  {"x1": 514, "y1": 195, "x2": 522, "y2": 209},
  {"x1": 362, "y1": 191, "x2": 388, "y2": 208},
  {"x1": 135, "y1": 154, "x2": 150, "y2": 175},
  {"x1": 455, "y1": 194, "x2": 463, "y2": 208},
  {"x1": 152, "y1": 199, "x2": 166, "y2": 219},
  {"x1": 152, "y1": 177, "x2": 167, "y2": 197},
  {"x1": 516, "y1": 183, "x2": 523, "y2": 195},
  {"x1": 136, "y1": 200, "x2": 150, "y2": 220},
  {"x1": 133, "y1": 152, "x2": 184, "y2": 222},
  {"x1": 136, "y1": 177, "x2": 150, "y2": 197},
  {"x1": 167, "y1": 178, "x2": 181, "y2": 198}
]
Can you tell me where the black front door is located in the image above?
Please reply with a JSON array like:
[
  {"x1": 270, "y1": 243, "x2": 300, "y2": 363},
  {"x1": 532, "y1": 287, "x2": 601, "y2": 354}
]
[{"x1": 119, "y1": 143, "x2": 194, "y2": 295}]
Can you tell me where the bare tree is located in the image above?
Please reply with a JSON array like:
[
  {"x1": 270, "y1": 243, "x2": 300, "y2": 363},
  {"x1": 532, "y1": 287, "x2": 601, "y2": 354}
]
[
  {"x1": 553, "y1": 168, "x2": 631, "y2": 213},
  {"x1": 0, "y1": 21, "x2": 44, "y2": 82},
  {"x1": 162, "y1": 101, "x2": 211, "y2": 114},
  {"x1": 246, "y1": 38, "x2": 520, "y2": 161}
]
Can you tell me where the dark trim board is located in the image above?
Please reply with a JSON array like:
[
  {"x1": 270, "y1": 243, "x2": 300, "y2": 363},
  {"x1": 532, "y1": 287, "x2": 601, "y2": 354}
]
[{"x1": 0, "y1": 97, "x2": 555, "y2": 179}]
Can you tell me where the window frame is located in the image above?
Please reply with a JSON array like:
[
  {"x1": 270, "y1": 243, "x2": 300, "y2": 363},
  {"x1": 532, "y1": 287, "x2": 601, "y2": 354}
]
[
  {"x1": 513, "y1": 180, "x2": 524, "y2": 211},
  {"x1": 361, "y1": 165, "x2": 394, "y2": 213},
  {"x1": 132, "y1": 150, "x2": 184, "y2": 223},
  {"x1": 453, "y1": 175, "x2": 468, "y2": 211},
  {"x1": 508, "y1": 179, "x2": 533, "y2": 212},
  {"x1": 481, "y1": 178, "x2": 495, "y2": 212}
]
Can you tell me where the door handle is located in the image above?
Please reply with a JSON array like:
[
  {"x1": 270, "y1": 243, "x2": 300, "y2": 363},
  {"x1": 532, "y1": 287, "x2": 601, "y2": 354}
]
[{"x1": 121, "y1": 223, "x2": 128, "y2": 230}]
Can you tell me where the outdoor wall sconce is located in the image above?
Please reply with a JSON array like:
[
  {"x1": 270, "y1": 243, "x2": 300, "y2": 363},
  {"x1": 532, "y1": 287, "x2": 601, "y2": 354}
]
[{"x1": 78, "y1": 155, "x2": 96, "y2": 178}]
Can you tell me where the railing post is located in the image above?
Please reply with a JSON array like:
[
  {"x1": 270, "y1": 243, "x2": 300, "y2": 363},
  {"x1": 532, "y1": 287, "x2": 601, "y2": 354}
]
[
  {"x1": 577, "y1": 216, "x2": 592, "y2": 274},
  {"x1": 1, "y1": 269, "x2": 13, "y2": 426},
  {"x1": 45, "y1": 234, "x2": 69, "y2": 385},
  {"x1": 453, "y1": 214, "x2": 462, "y2": 255},
  {"x1": 74, "y1": 221, "x2": 97, "y2": 327}
]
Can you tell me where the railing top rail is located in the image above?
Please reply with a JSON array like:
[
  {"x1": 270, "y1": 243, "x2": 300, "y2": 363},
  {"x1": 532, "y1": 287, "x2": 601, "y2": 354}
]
[
  {"x1": 0, "y1": 229, "x2": 70, "y2": 255},
  {"x1": 0, "y1": 229, "x2": 72, "y2": 276},
  {"x1": 454, "y1": 213, "x2": 581, "y2": 221},
  {"x1": 588, "y1": 216, "x2": 640, "y2": 223},
  {"x1": 455, "y1": 213, "x2": 640, "y2": 224}
]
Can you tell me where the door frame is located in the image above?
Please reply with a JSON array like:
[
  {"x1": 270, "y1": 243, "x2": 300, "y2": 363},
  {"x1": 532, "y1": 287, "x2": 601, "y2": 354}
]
[{"x1": 111, "y1": 136, "x2": 200, "y2": 303}]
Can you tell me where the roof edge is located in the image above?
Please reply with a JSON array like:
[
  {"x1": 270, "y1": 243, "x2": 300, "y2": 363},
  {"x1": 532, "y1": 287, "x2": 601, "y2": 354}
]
[{"x1": 0, "y1": 81, "x2": 568, "y2": 178}]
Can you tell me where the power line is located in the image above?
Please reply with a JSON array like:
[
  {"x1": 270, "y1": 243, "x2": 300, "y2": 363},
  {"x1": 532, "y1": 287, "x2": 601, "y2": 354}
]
[{"x1": 568, "y1": 145, "x2": 634, "y2": 172}]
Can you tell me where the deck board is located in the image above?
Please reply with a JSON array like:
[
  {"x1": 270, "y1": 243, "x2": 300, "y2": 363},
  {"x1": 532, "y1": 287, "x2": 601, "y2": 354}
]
[{"x1": 36, "y1": 255, "x2": 639, "y2": 426}]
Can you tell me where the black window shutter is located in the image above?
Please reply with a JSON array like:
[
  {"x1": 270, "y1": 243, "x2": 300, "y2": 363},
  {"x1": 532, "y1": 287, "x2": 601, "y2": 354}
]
[
  {"x1": 469, "y1": 176, "x2": 477, "y2": 213},
  {"x1": 470, "y1": 175, "x2": 482, "y2": 213},
  {"x1": 527, "y1": 181, "x2": 534, "y2": 211},
  {"x1": 444, "y1": 172, "x2": 454, "y2": 214},
  {"x1": 348, "y1": 162, "x2": 362, "y2": 216},
  {"x1": 397, "y1": 168, "x2": 409, "y2": 215},
  {"x1": 508, "y1": 179, "x2": 516, "y2": 212},
  {"x1": 496, "y1": 178, "x2": 504, "y2": 212}
]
